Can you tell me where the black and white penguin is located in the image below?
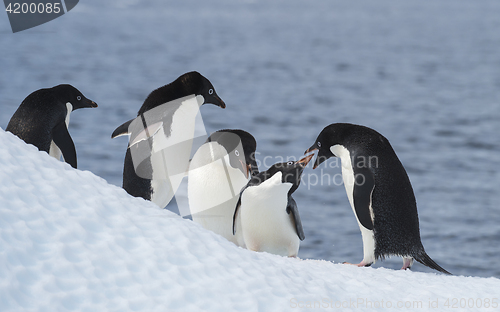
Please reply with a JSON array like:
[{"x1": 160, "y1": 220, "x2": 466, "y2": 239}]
[
  {"x1": 6, "y1": 84, "x2": 97, "y2": 168},
  {"x1": 305, "y1": 123, "x2": 451, "y2": 274},
  {"x1": 189, "y1": 129, "x2": 259, "y2": 246},
  {"x1": 111, "y1": 71, "x2": 226, "y2": 208},
  {"x1": 232, "y1": 155, "x2": 312, "y2": 257}
]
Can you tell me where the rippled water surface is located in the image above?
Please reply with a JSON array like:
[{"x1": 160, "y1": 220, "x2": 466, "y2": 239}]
[{"x1": 1, "y1": 0, "x2": 499, "y2": 277}]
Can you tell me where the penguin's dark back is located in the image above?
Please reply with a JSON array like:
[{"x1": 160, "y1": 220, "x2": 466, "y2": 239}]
[
  {"x1": 122, "y1": 148, "x2": 153, "y2": 200},
  {"x1": 346, "y1": 127, "x2": 424, "y2": 257},
  {"x1": 6, "y1": 89, "x2": 66, "y2": 152}
]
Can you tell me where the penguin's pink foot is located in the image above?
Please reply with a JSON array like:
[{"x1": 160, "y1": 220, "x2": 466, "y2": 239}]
[
  {"x1": 401, "y1": 257, "x2": 414, "y2": 270},
  {"x1": 343, "y1": 261, "x2": 372, "y2": 267}
]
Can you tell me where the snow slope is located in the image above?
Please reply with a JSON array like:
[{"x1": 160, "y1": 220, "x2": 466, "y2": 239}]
[{"x1": 0, "y1": 128, "x2": 499, "y2": 312}]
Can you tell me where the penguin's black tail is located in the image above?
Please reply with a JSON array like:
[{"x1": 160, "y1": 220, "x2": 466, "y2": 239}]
[{"x1": 414, "y1": 252, "x2": 452, "y2": 275}]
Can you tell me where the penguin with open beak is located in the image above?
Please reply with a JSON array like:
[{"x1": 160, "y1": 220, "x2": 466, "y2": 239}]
[{"x1": 233, "y1": 155, "x2": 313, "y2": 257}]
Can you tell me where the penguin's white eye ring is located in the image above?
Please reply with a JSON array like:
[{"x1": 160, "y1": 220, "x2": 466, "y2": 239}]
[
  {"x1": 317, "y1": 141, "x2": 322, "y2": 148},
  {"x1": 208, "y1": 89, "x2": 214, "y2": 95},
  {"x1": 235, "y1": 150, "x2": 240, "y2": 156},
  {"x1": 77, "y1": 96, "x2": 82, "y2": 101},
  {"x1": 287, "y1": 161, "x2": 294, "y2": 165}
]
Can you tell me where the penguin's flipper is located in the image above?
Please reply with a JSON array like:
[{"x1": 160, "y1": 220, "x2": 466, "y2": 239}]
[
  {"x1": 352, "y1": 167, "x2": 375, "y2": 230},
  {"x1": 111, "y1": 119, "x2": 134, "y2": 138},
  {"x1": 52, "y1": 122, "x2": 77, "y2": 169},
  {"x1": 286, "y1": 196, "x2": 305, "y2": 241},
  {"x1": 232, "y1": 196, "x2": 242, "y2": 235}
]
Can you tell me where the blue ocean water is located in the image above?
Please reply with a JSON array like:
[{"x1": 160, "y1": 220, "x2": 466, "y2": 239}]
[{"x1": 1, "y1": 0, "x2": 499, "y2": 278}]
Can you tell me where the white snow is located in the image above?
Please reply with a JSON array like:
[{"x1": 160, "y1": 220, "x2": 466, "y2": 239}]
[{"x1": 0, "y1": 127, "x2": 499, "y2": 312}]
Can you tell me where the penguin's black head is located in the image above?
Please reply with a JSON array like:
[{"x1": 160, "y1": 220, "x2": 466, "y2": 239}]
[
  {"x1": 265, "y1": 154, "x2": 313, "y2": 194},
  {"x1": 306, "y1": 123, "x2": 389, "y2": 169},
  {"x1": 207, "y1": 129, "x2": 258, "y2": 178},
  {"x1": 181, "y1": 71, "x2": 226, "y2": 109},
  {"x1": 138, "y1": 72, "x2": 225, "y2": 114},
  {"x1": 52, "y1": 84, "x2": 98, "y2": 110},
  {"x1": 305, "y1": 123, "x2": 354, "y2": 169}
]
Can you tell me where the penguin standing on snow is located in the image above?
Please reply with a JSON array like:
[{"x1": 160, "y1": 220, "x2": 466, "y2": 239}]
[
  {"x1": 189, "y1": 129, "x2": 258, "y2": 247},
  {"x1": 232, "y1": 155, "x2": 312, "y2": 257},
  {"x1": 6, "y1": 84, "x2": 98, "y2": 168},
  {"x1": 111, "y1": 72, "x2": 225, "y2": 208},
  {"x1": 305, "y1": 123, "x2": 451, "y2": 274}
]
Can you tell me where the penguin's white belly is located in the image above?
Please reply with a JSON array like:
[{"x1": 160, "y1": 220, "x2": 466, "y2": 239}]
[
  {"x1": 150, "y1": 176, "x2": 174, "y2": 208},
  {"x1": 49, "y1": 141, "x2": 62, "y2": 160},
  {"x1": 240, "y1": 176, "x2": 299, "y2": 257},
  {"x1": 148, "y1": 96, "x2": 202, "y2": 208},
  {"x1": 331, "y1": 144, "x2": 376, "y2": 264},
  {"x1": 188, "y1": 143, "x2": 248, "y2": 247}
]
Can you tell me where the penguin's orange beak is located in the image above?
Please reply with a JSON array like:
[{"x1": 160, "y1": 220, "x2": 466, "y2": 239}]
[
  {"x1": 297, "y1": 154, "x2": 313, "y2": 168},
  {"x1": 304, "y1": 145, "x2": 318, "y2": 155},
  {"x1": 304, "y1": 145, "x2": 320, "y2": 169}
]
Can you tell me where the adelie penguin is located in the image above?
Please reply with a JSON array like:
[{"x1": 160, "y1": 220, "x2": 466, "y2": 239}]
[
  {"x1": 111, "y1": 71, "x2": 225, "y2": 208},
  {"x1": 6, "y1": 84, "x2": 98, "y2": 168},
  {"x1": 189, "y1": 129, "x2": 259, "y2": 247},
  {"x1": 232, "y1": 155, "x2": 313, "y2": 257},
  {"x1": 305, "y1": 123, "x2": 451, "y2": 274}
]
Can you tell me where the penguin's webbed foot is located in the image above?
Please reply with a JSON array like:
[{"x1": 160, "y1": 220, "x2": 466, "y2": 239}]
[{"x1": 343, "y1": 261, "x2": 372, "y2": 267}]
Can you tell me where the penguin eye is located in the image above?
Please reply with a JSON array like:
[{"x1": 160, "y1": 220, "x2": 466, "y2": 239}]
[
  {"x1": 287, "y1": 161, "x2": 294, "y2": 166},
  {"x1": 77, "y1": 96, "x2": 82, "y2": 101},
  {"x1": 317, "y1": 141, "x2": 322, "y2": 148},
  {"x1": 208, "y1": 89, "x2": 214, "y2": 95},
  {"x1": 235, "y1": 150, "x2": 240, "y2": 157}
]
